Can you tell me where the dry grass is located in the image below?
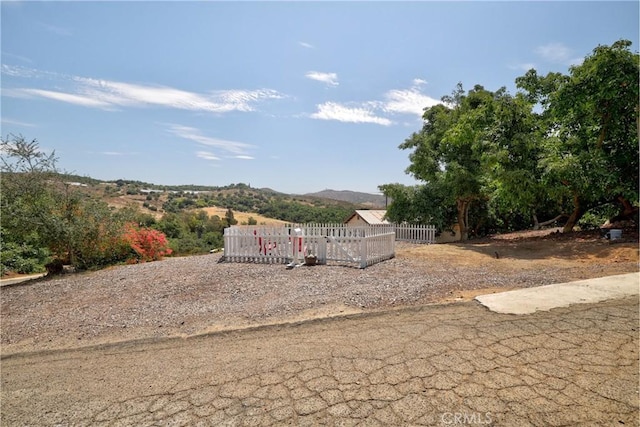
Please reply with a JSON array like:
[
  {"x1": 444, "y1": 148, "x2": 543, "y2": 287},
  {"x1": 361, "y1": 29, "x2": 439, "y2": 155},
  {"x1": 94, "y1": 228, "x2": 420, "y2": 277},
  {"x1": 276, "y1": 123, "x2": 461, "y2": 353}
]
[{"x1": 200, "y1": 207, "x2": 286, "y2": 225}]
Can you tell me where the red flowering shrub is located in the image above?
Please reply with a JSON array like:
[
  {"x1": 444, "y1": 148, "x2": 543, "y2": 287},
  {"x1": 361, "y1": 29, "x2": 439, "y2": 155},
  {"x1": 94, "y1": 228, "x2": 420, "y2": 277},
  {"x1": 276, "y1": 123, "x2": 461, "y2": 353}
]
[{"x1": 123, "y1": 223, "x2": 172, "y2": 262}]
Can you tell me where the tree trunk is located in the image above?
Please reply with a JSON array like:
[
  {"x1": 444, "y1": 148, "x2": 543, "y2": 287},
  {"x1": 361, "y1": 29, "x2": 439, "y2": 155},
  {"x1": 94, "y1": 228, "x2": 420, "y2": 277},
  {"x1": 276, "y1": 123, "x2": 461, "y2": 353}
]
[
  {"x1": 608, "y1": 195, "x2": 639, "y2": 223},
  {"x1": 563, "y1": 196, "x2": 584, "y2": 233},
  {"x1": 456, "y1": 198, "x2": 471, "y2": 241},
  {"x1": 534, "y1": 213, "x2": 565, "y2": 230}
]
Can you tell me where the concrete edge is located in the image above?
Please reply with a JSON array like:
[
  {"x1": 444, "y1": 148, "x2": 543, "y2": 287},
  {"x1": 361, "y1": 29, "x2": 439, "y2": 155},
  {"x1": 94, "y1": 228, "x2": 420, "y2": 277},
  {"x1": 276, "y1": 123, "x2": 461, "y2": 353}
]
[{"x1": 475, "y1": 272, "x2": 640, "y2": 315}]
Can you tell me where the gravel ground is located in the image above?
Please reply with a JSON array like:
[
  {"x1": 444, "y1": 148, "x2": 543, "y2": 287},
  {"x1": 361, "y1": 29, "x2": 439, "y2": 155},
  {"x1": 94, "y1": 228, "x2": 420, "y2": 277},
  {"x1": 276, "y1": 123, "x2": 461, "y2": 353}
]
[{"x1": 2, "y1": 240, "x2": 638, "y2": 354}]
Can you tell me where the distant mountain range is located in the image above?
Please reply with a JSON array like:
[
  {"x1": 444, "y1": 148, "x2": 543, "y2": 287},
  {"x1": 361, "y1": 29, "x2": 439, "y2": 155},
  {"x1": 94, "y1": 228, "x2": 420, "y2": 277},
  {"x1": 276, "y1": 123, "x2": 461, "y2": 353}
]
[{"x1": 304, "y1": 189, "x2": 387, "y2": 208}]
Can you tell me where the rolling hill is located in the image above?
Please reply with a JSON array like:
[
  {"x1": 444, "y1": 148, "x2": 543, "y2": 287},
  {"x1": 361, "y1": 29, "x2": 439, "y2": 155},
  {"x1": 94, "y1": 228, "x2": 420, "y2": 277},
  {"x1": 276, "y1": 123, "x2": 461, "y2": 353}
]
[
  {"x1": 304, "y1": 189, "x2": 387, "y2": 208},
  {"x1": 58, "y1": 175, "x2": 377, "y2": 223}
]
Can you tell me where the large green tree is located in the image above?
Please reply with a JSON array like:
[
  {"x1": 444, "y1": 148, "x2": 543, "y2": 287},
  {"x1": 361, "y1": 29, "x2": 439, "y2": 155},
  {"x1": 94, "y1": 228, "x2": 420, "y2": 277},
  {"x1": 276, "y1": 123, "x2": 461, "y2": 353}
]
[
  {"x1": 516, "y1": 40, "x2": 639, "y2": 231},
  {"x1": 485, "y1": 91, "x2": 563, "y2": 229},
  {"x1": 1, "y1": 135, "x2": 58, "y2": 245},
  {"x1": 400, "y1": 84, "x2": 499, "y2": 240},
  {"x1": 378, "y1": 182, "x2": 453, "y2": 231}
]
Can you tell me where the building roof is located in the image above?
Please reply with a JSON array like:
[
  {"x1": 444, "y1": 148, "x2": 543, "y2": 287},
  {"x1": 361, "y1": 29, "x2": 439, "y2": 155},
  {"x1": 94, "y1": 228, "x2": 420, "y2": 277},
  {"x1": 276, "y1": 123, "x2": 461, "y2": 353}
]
[{"x1": 345, "y1": 210, "x2": 390, "y2": 225}]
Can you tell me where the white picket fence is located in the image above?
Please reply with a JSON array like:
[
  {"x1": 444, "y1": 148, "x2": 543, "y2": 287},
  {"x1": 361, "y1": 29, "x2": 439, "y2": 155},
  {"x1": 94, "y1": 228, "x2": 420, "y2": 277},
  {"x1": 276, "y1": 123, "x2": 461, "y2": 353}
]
[
  {"x1": 223, "y1": 223, "x2": 435, "y2": 268},
  {"x1": 394, "y1": 223, "x2": 437, "y2": 243},
  {"x1": 223, "y1": 223, "x2": 396, "y2": 268}
]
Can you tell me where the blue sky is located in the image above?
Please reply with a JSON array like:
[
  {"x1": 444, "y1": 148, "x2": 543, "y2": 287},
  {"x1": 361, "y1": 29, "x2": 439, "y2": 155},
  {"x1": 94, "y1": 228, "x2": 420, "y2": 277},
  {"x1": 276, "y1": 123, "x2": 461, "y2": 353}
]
[{"x1": 2, "y1": 1, "x2": 638, "y2": 195}]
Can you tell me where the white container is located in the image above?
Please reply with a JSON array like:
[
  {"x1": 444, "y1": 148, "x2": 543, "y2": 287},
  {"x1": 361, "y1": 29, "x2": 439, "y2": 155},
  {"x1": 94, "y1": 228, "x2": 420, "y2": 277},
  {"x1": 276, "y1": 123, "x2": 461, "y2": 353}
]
[{"x1": 609, "y1": 229, "x2": 622, "y2": 240}]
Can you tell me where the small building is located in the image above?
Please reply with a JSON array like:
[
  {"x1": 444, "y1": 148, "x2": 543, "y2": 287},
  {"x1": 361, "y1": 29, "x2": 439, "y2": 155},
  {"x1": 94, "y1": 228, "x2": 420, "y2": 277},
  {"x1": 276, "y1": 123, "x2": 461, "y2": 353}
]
[{"x1": 344, "y1": 210, "x2": 390, "y2": 226}]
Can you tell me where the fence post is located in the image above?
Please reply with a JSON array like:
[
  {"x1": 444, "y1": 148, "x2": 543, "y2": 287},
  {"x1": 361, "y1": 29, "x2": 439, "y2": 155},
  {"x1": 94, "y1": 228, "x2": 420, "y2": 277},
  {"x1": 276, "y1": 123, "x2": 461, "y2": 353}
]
[
  {"x1": 360, "y1": 237, "x2": 368, "y2": 269},
  {"x1": 318, "y1": 237, "x2": 327, "y2": 264}
]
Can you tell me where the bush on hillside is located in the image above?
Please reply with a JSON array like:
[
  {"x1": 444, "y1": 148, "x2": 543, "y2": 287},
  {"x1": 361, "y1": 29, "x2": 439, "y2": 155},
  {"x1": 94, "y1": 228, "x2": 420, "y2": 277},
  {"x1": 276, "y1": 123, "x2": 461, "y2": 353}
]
[
  {"x1": 0, "y1": 242, "x2": 50, "y2": 276},
  {"x1": 124, "y1": 223, "x2": 173, "y2": 262}
]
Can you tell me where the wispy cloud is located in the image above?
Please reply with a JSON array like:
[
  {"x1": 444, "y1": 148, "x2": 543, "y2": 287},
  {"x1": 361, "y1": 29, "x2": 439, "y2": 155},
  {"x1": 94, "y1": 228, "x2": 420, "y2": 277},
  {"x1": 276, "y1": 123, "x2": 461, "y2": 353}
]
[
  {"x1": 298, "y1": 41, "x2": 314, "y2": 49},
  {"x1": 1, "y1": 51, "x2": 33, "y2": 64},
  {"x1": 15, "y1": 88, "x2": 114, "y2": 109},
  {"x1": 535, "y1": 42, "x2": 571, "y2": 62},
  {"x1": 196, "y1": 151, "x2": 221, "y2": 161},
  {"x1": 381, "y1": 80, "x2": 440, "y2": 116},
  {"x1": 305, "y1": 71, "x2": 338, "y2": 87},
  {"x1": 535, "y1": 42, "x2": 583, "y2": 66},
  {"x1": 100, "y1": 151, "x2": 142, "y2": 156},
  {"x1": 310, "y1": 102, "x2": 392, "y2": 126},
  {"x1": 168, "y1": 125, "x2": 255, "y2": 161},
  {"x1": 508, "y1": 62, "x2": 537, "y2": 71},
  {"x1": 37, "y1": 21, "x2": 72, "y2": 37},
  {"x1": 309, "y1": 79, "x2": 439, "y2": 126},
  {"x1": 305, "y1": 71, "x2": 339, "y2": 87},
  {"x1": 2, "y1": 65, "x2": 286, "y2": 113},
  {"x1": 1, "y1": 117, "x2": 36, "y2": 128}
]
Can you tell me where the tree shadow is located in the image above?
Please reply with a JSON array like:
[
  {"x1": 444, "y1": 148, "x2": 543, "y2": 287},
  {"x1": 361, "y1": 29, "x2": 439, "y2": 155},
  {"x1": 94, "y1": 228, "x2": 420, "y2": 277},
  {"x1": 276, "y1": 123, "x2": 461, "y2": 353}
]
[{"x1": 446, "y1": 229, "x2": 639, "y2": 262}]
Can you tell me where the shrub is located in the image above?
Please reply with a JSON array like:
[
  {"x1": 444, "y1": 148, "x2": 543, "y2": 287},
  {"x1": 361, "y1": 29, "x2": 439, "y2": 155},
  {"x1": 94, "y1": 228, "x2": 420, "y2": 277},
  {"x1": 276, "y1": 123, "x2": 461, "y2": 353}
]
[
  {"x1": 0, "y1": 242, "x2": 50, "y2": 276},
  {"x1": 124, "y1": 223, "x2": 172, "y2": 262}
]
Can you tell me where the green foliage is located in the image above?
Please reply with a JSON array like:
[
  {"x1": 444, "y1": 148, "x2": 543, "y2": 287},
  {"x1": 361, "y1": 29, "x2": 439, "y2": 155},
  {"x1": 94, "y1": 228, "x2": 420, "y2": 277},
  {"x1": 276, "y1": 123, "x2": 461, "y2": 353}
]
[
  {"x1": 154, "y1": 210, "x2": 226, "y2": 255},
  {"x1": 379, "y1": 183, "x2": 454, "y2": 231},
  {"x1": 0, "y1": 136, "x2": 358, "y2": 271},
  {"x1": 385, "y1": 40, "x2": 639, "y2": 238},
  {"x1": 225, "y1": 208, "x2": 238, "y2": 226},
  {"x1": 0, "y1": 135, "x2": 173, "y2": 272},
  {"x1": 258, "y1": 199, "x2": 352, "y2": 223},
  {"x1": 578, "y1": 205, "x2": 620, "y2": 231},
  {"x1": 517, "y1": 40, "x2": 639, "y2": 231},
  {"x1": 399, "y1": 84, "x2": 498, "y2": 240},
  {"x1": 0, "y1": 240, "x2": 50, "y2": 275}
]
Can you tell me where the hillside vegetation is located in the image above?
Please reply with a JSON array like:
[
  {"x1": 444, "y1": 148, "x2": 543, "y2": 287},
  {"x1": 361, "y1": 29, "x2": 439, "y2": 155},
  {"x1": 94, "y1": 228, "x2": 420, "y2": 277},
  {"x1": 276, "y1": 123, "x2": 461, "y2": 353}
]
[{"x1": 1, "y1": 137, "x2": 371, "y2": 276}]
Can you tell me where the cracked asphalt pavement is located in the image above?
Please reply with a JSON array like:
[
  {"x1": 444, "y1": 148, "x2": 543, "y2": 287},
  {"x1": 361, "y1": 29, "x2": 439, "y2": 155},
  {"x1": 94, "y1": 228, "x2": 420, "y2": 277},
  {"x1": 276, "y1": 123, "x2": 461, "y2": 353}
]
[{"x1": 2, "y1": 296, "x2": 638, "y2": 426}]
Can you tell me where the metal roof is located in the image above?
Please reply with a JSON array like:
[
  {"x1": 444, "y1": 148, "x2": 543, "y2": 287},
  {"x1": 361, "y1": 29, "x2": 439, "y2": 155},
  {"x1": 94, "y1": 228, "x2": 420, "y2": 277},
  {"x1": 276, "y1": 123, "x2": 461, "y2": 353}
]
[{"x1": 346, "y1": 210, "x2": 389, "y2": 225}]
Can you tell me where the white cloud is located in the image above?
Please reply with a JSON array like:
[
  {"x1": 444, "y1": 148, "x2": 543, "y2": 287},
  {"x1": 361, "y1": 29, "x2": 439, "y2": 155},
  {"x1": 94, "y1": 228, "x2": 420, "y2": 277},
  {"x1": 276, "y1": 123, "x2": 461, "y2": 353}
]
[
  {"x1": 298, "y1": 41, "x2": 314, "y2": 49},
  {"x1": 508, "y1": 62, "x2": 537, "y2": 71},
  {"x1": 1, "y1": 52, "x2": 33, "y2": 64},
  {"x1": 1, "y1": 117, "x2": 36, "y2": 127},
  {"x1": 568, "y1": 57, "x2": 584, "y2": 67},
  {"x1": 168, "y1": 125, "x2": 255, "y2": 160},
  {"x1": 305, "y1": 71, "x2": 339, "y2": 87},
  {"x1": 2, "y1": 65, "x2": 285, "y2": 113},
  {"x1": 308, "y1": 79, "x2": 440, "y2": 125},
  {"x1": 1, "y1": 64, "x2": 48, "y2": 78},
  {"x1": 382, "y1": 87, "x2": 440, "y2": 116},
  {"x1": 310, "y1": 102, "x2": 392, "y2": 126},
  {"x1": 235, "y1": 155, "x2": 254, "y2": 160},
  {"x1": 16, "y1": 88, "x2": 114, "y2": 109},
  {"x1": 37, "y1": 21, "x2": 72, "y2": 36},
  {"x1": 214, "y1": 88, "x2": 286, "y2": 111},
  {"x1": 196, "y1": 151, "x2": 220, "y2": 161},
  {"x1": 535, "y1": 42, "x2": 574, "y2": 64}
]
